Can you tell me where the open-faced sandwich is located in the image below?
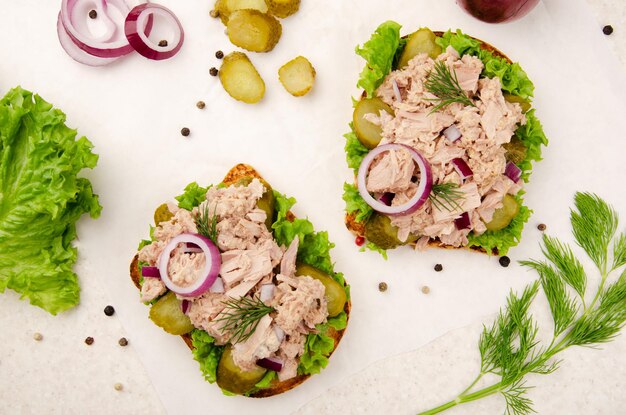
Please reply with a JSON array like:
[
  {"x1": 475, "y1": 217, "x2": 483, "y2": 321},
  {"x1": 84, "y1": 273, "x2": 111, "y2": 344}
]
[
  {"x1": 130, "y1": 164, "x2": 350, "y2": 397},
  {"x1": 343, "y1": 23, "x2": 548, "y2": 256}
]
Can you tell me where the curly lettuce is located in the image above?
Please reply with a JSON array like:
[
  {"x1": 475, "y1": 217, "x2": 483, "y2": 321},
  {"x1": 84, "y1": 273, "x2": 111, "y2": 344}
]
[
  {"x1": 175, "y1": 182, "x2": 209, "y2": 210},
  {"x1": 356, "y1": 21, "x2": 402, "y2": 97},
  {"x1": 345, "y1": 124, "x2": 369, "y2": 172},
  {"x1": 191, "y1": 329, "x2": 223, "y2": 383},
  {"x1": 0, "y1": 87, "x2": 102, "y2": 315},
  {"x1": 343, "y1": 183, "x2": 373, "y2": 223}
]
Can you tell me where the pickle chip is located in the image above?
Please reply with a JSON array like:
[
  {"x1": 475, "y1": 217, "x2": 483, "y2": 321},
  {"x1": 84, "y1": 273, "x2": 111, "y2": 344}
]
[
  {"x1": 215, "y1": 0, "x2": 269, "y2": 24},
  {"x1": 227, "y1": 9, "x2": 282, "y2": 53},
  {"x1": 278, "y1": 56, "x2": 316, "y2": 97},
  {"x1": 149, "y1": 292, "x2": 195, "y2": 335},
  {"x1": 219, "y1": 52, "x2": 266, "y2": 104},
  {"x1": 265, "y1": 0, "x2": 300, "y2": 18},
  {"x1": 485, "y1": 194, "x2": 520, "y2": 232},
  {"x1": 397, "y1": 28, "x2": 442, "y2": 69}
]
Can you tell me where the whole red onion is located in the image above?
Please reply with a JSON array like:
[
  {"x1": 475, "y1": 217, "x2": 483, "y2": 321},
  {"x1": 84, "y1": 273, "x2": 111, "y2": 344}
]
[{"x1": 456, "y1": 0, "x2": 540, "y2": 23}]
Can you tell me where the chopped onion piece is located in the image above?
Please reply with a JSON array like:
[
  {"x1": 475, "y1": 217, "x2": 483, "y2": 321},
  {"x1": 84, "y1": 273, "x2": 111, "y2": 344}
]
[
  {"x1": 452, "y1": 158, "x2": 473, "y2": 180},
  {"x1": 125, "y1": 3, "x2": 184, "y2": 60},
  {"x1": 257, "y1": 357, "x2": 284, "y2": 372},
  {"x1": 259, "y1": 284, "x2": 275, "y2": 303},
  {"x1": 181, "y1": 299, "x2": 190, "y2": 314},
  {"x1": 379, "y1": 192, "x2": 394, "y2": 206},
  {"x1": 443, "y1": 125, "x2": 462, "y2": 142},
  {"x1": 141, "y1": 266, "x2": 161, "y2": 279},
  {"x1": 505, "y1": 162, "x2": 522, "y2": 183},
  {"x1": 209, "y1": 277, "x2": 225, "y2": 294},
  {"x1": 273, "y1": 325, "x2": 285, "y2": 344},
  {"x1": 357, "y1": 144, "x2": 433, "y2": 216},
  {"x1": 157, "y1": 233, "x2": 220, "y2": 297},
  {"x1": 455, "y1": 212, "x2": 471, "y2": 230},
  {"x1": 392, "y1": 80, "x2": 402, "y2": 102}
]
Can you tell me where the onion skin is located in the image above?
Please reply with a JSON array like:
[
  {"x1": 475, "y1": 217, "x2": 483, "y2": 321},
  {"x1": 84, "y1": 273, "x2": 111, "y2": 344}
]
[{"x1": 456, "y1": 0, "x2": 540, "y2": 24}]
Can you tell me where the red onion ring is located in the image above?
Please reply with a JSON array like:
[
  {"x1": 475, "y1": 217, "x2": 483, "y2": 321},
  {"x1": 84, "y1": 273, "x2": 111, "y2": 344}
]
[
  {"x1": 141, "y1": 266, "x2": 161, "y2": 278},
  {"x1": 357, "y1": 144, "x2": 433, "y2": 216},
  {"x1": 57, "y1": 12, "x2": 121, "y2": 66},
  {"x1": 157, "y1": 233, "x2": 220, "y2": 298},
  {"x1": 61, "y1": 0, "x2": 136, "y2": 58},
  {"x1": 125, "y1": 3, "x2": 184, "y2": 60}
]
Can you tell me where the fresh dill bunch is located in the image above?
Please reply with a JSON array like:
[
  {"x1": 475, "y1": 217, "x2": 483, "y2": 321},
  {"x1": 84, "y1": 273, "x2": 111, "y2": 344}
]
[
  {"x1": 195, "y1": 203, "x2": 218, "y2": 244},
  {"x1": 417, "y1": 192, "x2": 626, "y2": 415},
  {"x1": 429, "y1": 183, "x2": 464, "y2": 212},
  {"x1": 424, "y1": 60, "x2": 475, "y2": 112},
  {"x1": 214, "y1": 296, "x2": 275, "y2": 344}
]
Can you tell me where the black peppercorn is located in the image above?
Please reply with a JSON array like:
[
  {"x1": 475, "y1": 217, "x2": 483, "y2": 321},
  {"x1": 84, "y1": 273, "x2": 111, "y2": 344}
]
[
  {"x1": 196, "y1": 101, "x2": 206, "y2": 109},
  {"x1": 499, "y1": 256, "x2": 511, "y2": 268},
  {"x1": 85, "y1": 336, "x2": 94, "y2": 345},
  {"x1": 158, "y1": 39, "x2": 168, "y2": 47},
  {"x1": 537, "y1": 223, "x2": 546, "y2": 231},
  {"x1": 181, "y1": 127, "x2": 190, "y2": 137},
  {"x1": 104, "y1": 305, "x2": 115, "y2": 316},
  {"x1": 603, "y1": 25, "x2": 614, "y2": 35},
  {"x1": 215, "y1": 50, "x2": 224, "y2": 59},
  {"x1": 209, "y1": 67, "x2": 219, "y2": 77},
  {"x1": 118, "y1": 337, "x2": 128, "y2": 347},
  {"x1": 89, "y1": 9, "x2": 97, "y2": 19},
  {"x1": 434, "y1": 264, "x2": 443, "y2": 272},
  {"x1": 378, "y1": 282, "x2": 388, "y2": 292}
]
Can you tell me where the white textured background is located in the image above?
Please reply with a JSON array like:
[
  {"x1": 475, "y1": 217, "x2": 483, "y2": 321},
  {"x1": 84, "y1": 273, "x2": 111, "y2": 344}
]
[{"x1": 0, "y1": 1, "x2": 624, "y2": 414}]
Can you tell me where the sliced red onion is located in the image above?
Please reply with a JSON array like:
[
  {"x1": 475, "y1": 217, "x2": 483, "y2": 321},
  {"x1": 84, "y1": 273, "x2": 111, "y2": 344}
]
[
  {"x1": 125, "y1": 3, "x2": 184, "y2": 60},
  {"x1": 184, "y1": 242, "x2": 203, "y2": 254},
  {"x1": 157, "y1": 233, "x2": 220, "y2": 298},
  {"x1": 443, "y1": 125, "x2": 462, "y2": 142},
  {"x1": 57, "y1": 12, "x2": 121, "y2": 66},
  {"x1": 379, "y1": 192, "x2": 394, "y2": 206},
  {"x1": 505, "y1": 162, "x2": 522, "y2": 183},
  {"x1": 209, "y1": 277, "x2": 225, "y2": 294},
  {"x1": 455, "y1": 212, "x2": 471, "y2": 230},
  {"x1": 452, "y1": 158, "x2": 473, "y2": 180},
  {"x1": 141, "y1": 266, "x2": 161, "y2": 278},
  {"x1": 181, "y1": 299, "x2": 190, "y2": 314},
  {"x1": 357, "y1": 144, "x2": 433, "y2": 216},
  {"x1": 392, "y1": 80, "x2": 402, "y2": 102},
  {"x1": 61, "y1": 0, "x2": 136, "y2": 58},
  {"x1": 257, "y1": 357, "x2": 284, "y2": 372},
  {"x1": 273, "y1": 326, "x2": 285, "y2": 344},
  {"x1": 259, "y1": 284, "x2": 275, "y2": 303}
]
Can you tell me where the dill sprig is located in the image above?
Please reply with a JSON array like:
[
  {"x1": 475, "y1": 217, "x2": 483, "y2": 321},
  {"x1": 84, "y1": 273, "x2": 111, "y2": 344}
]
[
  {"x1": 417, "y1": 192, "x2": 626, "y2": 415},
  {"x1": 214, "y1": 296, "x2": 275, "y2": 344},
  {"x1": 195, "y1": 203, "x2": 218, "y2": 244},
  {"x1": 429, "y1": 183, "x2": 464, "y2": 212},
  {"x1": 424, "y1": 60, "x2": 475, "y2": 112}
]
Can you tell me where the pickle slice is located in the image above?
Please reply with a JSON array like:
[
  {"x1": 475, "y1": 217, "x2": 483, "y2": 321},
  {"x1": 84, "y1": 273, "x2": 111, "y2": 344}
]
[
  {"x1": 353, "y1": 98, "x2": 394, "y2": 149},
  {"x1": 295, "y1": 264, "x2": 347, "y2": 317},
  {"x1": 364, "y1": 213, "x2": 405, "y2": 250},
  {"x1": 149, "y1": 292, "x2": 195, "y2": 335},
  {"x1": 215, "y1": 0, "x2": 269, "y2": 24},
  {"x1": 278, "y1": 56, "x2": 316, "y2": 97},
  {"x1": 217, "y1": 345, "x2": 267, "y2": 395},
  {"x1": 484, "y1": 194, "x2": 520, "y2": 232},
  {"x1": 227, "y1": 9, "x2": 282, "y2": 53},
  {"x1": 503, "y1": 93, "x2": 532, "y2": 113},
  {"x1": 397, "y1": 28, "x2": 442, "y2": 69},
  {"x1": 154, "y1": 203, "x2": 173, "y2": 225},
  {"x1": 265, "y1": 0, "x2": 300, "y2": 18},
  {"x1": 503, "y1": 135, "x2": 528, "y2": 165},
  {"x1": 219, "y1": 52, "x2": 265, "y2": 104}
]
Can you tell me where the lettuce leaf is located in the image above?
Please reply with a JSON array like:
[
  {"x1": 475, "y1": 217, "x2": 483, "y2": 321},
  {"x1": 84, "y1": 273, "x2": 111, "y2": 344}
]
[
  {"x1": 175, "y1": 182, "x2": 209, "y2": 210},
  {"x1": 191, "y1": 329, "x2": 223, "y2": 383},
  {"x1": 299, "y1": 328, "x2": 336, "y2": 375},
  {"x1": 516, "y1": 109, "x2": 548, "y2": 182},
  {"x1": 254, "y1": 370, "x2": 277, "y2": 389},
  {"x1": 436, "y1": 29, "x2": 535, "y2": 99},
  {"x1": 345, "y1": 124, "x2": 369, "y2": 172},
  {"x1": 356, "y1": 21, "x2": 402, "y2": 97},
  {"x1": 0, "y1": 87, "x2": 102, "y2": 315},
  {"x1": 343, "y1": 183, "x2": 373, "y2": 223}
]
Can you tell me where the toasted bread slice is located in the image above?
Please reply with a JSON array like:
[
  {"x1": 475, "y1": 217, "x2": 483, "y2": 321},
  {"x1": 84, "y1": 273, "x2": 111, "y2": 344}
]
[
  {"x1": 131, "y1": 163, "x2": 350, "y2": 397},
  {"x1": 346, "y1": 33, "x2": 513, "y2": 256}
]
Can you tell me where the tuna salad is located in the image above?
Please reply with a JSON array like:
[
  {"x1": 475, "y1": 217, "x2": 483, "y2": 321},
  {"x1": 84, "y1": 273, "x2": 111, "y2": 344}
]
[
  {"x1": 344, "y1": 24, "x2": 548, "y2": 256},
  {"x1": 132, "y1": 165, "x2": 350, "y2": 397}
]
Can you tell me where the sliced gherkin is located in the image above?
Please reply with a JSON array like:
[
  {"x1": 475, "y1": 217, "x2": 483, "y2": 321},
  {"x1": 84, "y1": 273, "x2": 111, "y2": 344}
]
[
  {"x1": 295, "y1": 264, "x2": 347, "y2": 317},
  {"x1": 365, "y1": 213, "x2": 417, "y2": 250},
  {"x1": 154, "y1": 203, "x2": 174, "y2": 225},
  {"x1": 265, "y1": 0, "x2": 300, "y2": 18},
  {"x1": 227, "y1": 9, "x2": 282, "y2": 53},
  {"x1": 353, "y1": 98, "x2": 394, "y2": 149},
  {"x1": 219, "y1": 52, "x2": 265, "y2": 104},
  {"x1": 149, "y1": 292, "x2": 195, "y2": 335},
  {"x1": 215, "y1": 0, "x2": 269, "y2": 24},
  {"x1": 503, "y1": 93, "x2": 532, "y2": 113},
  {"x1": 217, "y1": 345, "x2": 267, "y2": 395},
  {"x1": 279, "y1": 56, "x2": 316, "y2": 97},
  {"x1": 503, "y1": 135, "x2": 528, "y2": 165},
  {"x1": 484, "y1": 194, "x2": 520, "y2": 232},
  {"x1": 397, "y1": 28, "x2": 442, "y2": 69}
]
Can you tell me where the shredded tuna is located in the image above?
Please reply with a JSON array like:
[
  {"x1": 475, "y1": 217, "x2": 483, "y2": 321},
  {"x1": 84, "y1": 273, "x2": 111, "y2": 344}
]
[
  {"x1": 231, "y1": 315, "x2": 281, "y2": 372},
  {"x1": 140, "y1": 278, "x2": 167, "y2": 303},
  {"x1": 280, "y1": 237, "x2": 299, "y2": 278},
  {"x1": 272, "y1": 274, "x2": 327, "y2": 336}
]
